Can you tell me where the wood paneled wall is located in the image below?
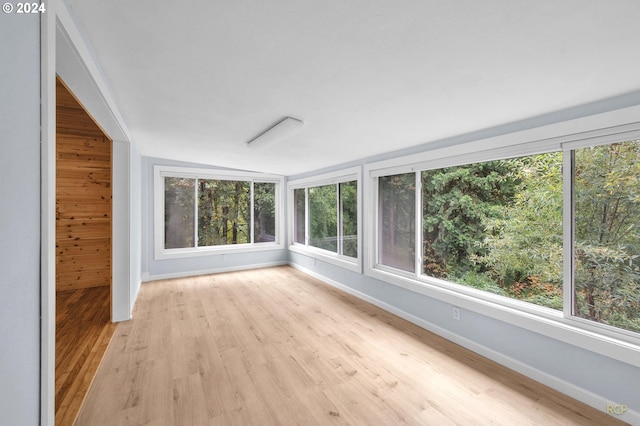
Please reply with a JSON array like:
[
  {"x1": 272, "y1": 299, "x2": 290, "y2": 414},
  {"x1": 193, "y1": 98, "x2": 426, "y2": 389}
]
[{"x1": 56, "y1": 78, "x2": 112, "y2": 291}]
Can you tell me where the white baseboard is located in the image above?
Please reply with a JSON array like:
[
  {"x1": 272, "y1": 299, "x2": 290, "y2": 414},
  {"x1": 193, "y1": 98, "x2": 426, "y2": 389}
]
[
  {"x1": 141, "y1": 261, "x2": 288, "y2": 282},
  {"x1": 290, "y1": 262, "x2": 639, "y2": 425}
]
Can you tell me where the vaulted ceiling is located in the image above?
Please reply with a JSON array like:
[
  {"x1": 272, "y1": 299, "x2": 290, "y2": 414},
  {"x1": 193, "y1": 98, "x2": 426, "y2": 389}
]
[{"x1": 64, "y1": 0, "x2": 640, "y2": 175}]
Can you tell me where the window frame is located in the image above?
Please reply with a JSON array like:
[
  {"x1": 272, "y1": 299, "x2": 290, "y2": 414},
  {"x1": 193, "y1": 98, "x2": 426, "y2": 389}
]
[
  {"x1": 288, "y1": 167, "x2": 362, "y2": 273},
  {"x1": 154, "y1": 165, "x2": 284, "y2": 260},
  {"x1": 364, "y1": 123, "x2": 640, "y2": 366}
]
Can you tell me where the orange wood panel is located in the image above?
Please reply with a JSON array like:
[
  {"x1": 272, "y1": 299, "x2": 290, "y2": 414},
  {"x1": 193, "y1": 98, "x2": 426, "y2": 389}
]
[{"x1": 56, "y1": 77, "x2": 112, "y2": 292}]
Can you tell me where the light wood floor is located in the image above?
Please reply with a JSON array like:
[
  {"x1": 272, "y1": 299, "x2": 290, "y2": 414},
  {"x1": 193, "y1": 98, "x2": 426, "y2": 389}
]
[
  {"x1": 77, "y1": 266, "x2": 624, "y2": 425},
  {"x1": 56, "y1": 286, "x2": 116, "y2": 426}
]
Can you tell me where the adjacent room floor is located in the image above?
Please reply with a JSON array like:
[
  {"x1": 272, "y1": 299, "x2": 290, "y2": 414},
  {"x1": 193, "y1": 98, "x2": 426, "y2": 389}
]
[
  {"x1": 76, "y1": 266, "x2": 624, "y2": 425},
  {"x1": 56, "y1": 286, "x2": 116, "y2": 426}
]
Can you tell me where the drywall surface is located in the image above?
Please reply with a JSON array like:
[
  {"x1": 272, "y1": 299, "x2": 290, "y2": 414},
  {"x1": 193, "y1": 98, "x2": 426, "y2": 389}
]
[{"x1": 0, "y1": 12, "x2": 42, "y2": 426}]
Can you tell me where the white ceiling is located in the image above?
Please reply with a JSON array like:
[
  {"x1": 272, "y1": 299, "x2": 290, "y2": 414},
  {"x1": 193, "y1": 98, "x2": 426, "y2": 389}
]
[{"x1": 63, "y1": 0, "x2": 640, "y2": 176}]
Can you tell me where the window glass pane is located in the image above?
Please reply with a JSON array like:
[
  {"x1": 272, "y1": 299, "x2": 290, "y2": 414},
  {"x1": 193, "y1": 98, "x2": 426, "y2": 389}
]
[
  {"x1": 254, "y1": 182, "x2": 276, "y2": 243},
  {"x1": 294, "y1": 188, "x2": 306, "y2": 244},
  {"x1": 198, "y1": 180, "x2": 250, "y2": 246},
  {"x1": 340, "y1": 181, "x2": 358, "y2": 258},
  {"x1": 164, "y1": 177, "x2": 195, "y2": 249},
  {"x1": 309, "y1": 184, "x2": 338, "y2": 252},
  {"x1": 379, "y1": 173, "x2": 415, "y2": 272},
  {"x1": 422, "y1": 153, "x2": 563, "y2": 310},
  {"x1": 574, "y1": 141, "x2": 640, "y2": 332}
]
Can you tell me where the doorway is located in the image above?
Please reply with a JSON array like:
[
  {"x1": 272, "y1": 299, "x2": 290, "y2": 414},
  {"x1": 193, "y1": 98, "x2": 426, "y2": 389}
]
[{"x1": 55, "y1": 77, "x2": 116, "y2": 426}]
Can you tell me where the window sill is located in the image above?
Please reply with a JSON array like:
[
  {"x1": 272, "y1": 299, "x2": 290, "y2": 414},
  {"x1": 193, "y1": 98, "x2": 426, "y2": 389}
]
[
  {"x1": 289, "y1": 244, "x2": 361, "y2": 273},
  {"x1": 155, "y1": 242, "x2": 284, "y2": 260}
]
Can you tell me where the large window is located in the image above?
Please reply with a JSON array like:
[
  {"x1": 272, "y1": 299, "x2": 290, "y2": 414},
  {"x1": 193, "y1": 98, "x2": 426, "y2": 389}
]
[
  {"x1": 156, "y1": 166, "x2": 281, "y2": 257},
  {"x1": 289, "y1": 169, "x2": 360, "y2": 266},
  {"x1": 373, "y1": 139, "x2": 640, "y2": 337},
  {"x1": 421, "y1": 153, "x2": 563, "y2": 309}
]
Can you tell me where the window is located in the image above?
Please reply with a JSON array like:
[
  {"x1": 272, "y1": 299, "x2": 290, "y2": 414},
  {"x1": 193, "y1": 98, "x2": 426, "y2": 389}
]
[
  {"x1": 378, "y1": 173, "x2": 415, "y2": 272},
  {"x1": 294, "y1": 181, "x2": 358, "y2": 258},
  {"x1": 197, "y1": 179, "x2": 250, "y2": 246},
  {"x1": 572, "y1": 141, "x2": 640, "y2": 333},
  {"x1": 164, "y1": 177, "x2": 195, "y2": 249},
  {"x1": 289, "y1": 168, "x2": 361, "y2": 268},
  {"x1": 254, "y1": 182, "x2": 277, "y2": 243},
  {"x1": 309, "y1": 184, "x2": 338, "y2": 251},
  {"x1": 421, "y1": 153, "x2": 563, "y2": 309},
  {"x1": 294, "y1": 188, "x2": 306, "y2": 244},
  {"x1": 339, "y1": 181, "x2": 358, "y2": 258},
  {"x1": 155, "y1": 166, "x2": 282, "y2": 258},
  {"x1": 371, "y1": 135, "x2": 640, "y2": 339}
]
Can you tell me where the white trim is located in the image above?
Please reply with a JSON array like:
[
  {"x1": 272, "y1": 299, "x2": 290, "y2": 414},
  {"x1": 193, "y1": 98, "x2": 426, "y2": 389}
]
[
  {"x1": 141, "y1": 261, "x2": 288, "y2": 282},
  {"x1": 156, "y1": 165, "x2": 283, "y2": 181},
  {"x1": 363, "y1": 106, "x2": 640, "y2": 177},
  {"x1": 112, "y1": 141, "x2": 132, "y2": 322},
  {"x1": 40, "y1": 2, "x2": 56, "y2": 424},
  {"x1": 287, "y1": 166, "x2": 360, "y2": 188},
  {"x1": 55, "y1": 2, "x2": 131, "y2": 142},
  {"x1": 153, "y1": 165, "x2": 285, "y2": 260},
  {"x1": 289, "y1": 244, "x2": 360, "y2": 273},
  {"x1": 287, "y1": 166, "x2": 363, "y2": 273},
  {"x1": 563, "y1": 151, "x2": 574, "y2": 319},
  {"x1": 559, "y1": 122, "x2": 640, "y2": 151},
  {"x1": 290, "y1": 263, "x2": 640, "y2": 425}
]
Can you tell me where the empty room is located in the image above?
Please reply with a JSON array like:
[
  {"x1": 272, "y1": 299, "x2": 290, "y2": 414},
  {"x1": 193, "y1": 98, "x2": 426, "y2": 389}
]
[{"x1": 2, "y1": 1, "x2": 640, "y2": 425}]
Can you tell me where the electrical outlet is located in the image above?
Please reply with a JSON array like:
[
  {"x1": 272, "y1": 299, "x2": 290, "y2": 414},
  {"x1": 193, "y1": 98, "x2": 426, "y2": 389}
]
[{"x1": 452, "y1": 307, "x2": 461, "y2": 321}]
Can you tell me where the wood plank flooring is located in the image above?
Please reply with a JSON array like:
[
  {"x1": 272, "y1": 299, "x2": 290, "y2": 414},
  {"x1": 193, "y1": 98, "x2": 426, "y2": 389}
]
[
  {"x1": 77, "y1": 266, "x2": 624, "y2": 425},
  {"x1": 56, "y1": 286, "x2": 116, "y2": 426}
]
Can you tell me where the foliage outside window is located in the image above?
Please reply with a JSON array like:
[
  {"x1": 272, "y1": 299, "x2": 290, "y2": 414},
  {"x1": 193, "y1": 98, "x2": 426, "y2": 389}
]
[
  {"x1": 376, "y1": 140, "x2": 640, "y2": 335},
  {"x1": 421, "y1": 153, "x2": 563, "y2": 310},
  {"x1": 163, "y1": 176, "x2": 276, "y2": 249},
  {"x1": 165, "y1": 177, "x2": 195, "y2": 249},
  {"x1": 378, "y1": 173, "x2": 415, "y2": 272},
  {"x1": 293, "y1": 180, "x2": 358, "y2": 259},
  {"x1": 339, "y1": 181, "x2": 358, "y2": 258},
  {"x1": 573, "y1": 141, "x2": 640, "y2": 333},
  {"x1": 254, "y1": 182, "x2": 277, "y2": 243},
  {"x1": 197, "y1": 180, "x2": 250, "y2": 246},
  {"x1": 294, "y1": 188, "x2": 306, "y2": 244},
  {"x1": 309, "y1": 185, "x2": 338, "y2": 251}
]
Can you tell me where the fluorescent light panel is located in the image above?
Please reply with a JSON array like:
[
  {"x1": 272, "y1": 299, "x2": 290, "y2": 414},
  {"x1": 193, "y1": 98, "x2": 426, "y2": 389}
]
[{"x1": 246, "y1": 116, "x2": 304, "y2": 148}]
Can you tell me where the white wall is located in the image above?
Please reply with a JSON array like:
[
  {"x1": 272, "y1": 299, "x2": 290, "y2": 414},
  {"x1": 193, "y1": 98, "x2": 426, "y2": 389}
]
[
  {"x1": 0, "y1": 11, "x2": 42, "y2": 426},
  {"x1": 112, "y1": 140, "x2": 132, "y2": 321},
  {"x1": 130, "y1": 143, "x2": 143, "y2": 312}
]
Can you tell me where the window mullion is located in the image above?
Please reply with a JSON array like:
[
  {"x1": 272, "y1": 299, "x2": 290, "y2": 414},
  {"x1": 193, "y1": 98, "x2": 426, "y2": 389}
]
[
  {"x1": 194, "y1": 177, "x2": 199, "y2": 248},
  {"x1": 562, "y1": 151, "x2": 574, "y2": 319},
  {"x1": 305, "y1": 187, "x2": 310, "y2": 246},
  {"x1": 415, "y1": 171, "x2": 422, "y2": 277},
  {"x1": 250, "y1": 181, "x2": 255, "y2": 244},
  {"x1": 337, "y1": 183, "x2": 343, "y2": 255}
]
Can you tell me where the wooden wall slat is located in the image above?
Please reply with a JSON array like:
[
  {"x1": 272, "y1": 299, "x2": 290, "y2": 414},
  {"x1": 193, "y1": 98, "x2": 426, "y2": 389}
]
[{"x1": 56, "y1": 77, "x2": 112, "y2": 292}]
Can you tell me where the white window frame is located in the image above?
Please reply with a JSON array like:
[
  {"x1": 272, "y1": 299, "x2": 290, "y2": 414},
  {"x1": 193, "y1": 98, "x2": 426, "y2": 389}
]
[
  {"x1": 364, "y1": 122, "x2": 640, "y2": 367},
  {"x1": 288, "y1": 167, "x2": 362, "y2": 273},
  {"x1": 154, "y1": 165, "x2": 284, "y2": 260}
]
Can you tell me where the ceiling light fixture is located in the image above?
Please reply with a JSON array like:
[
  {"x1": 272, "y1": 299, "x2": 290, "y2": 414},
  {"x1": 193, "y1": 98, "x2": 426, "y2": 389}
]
[{"x1": 246, "y1": 116, "x2": 304, "y2": 148}]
